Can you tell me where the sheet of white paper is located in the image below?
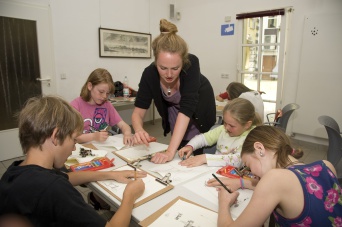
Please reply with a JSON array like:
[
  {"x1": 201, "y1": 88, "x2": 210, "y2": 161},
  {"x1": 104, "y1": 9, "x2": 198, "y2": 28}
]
[
  {"x1": 114, "y1": 142, "x2": 168, "y2": 162},
  {"x1": 92, "y1": 135, "x2": 127, "y2": 151},
  {"x1": 148, "y1": 199, "x2": 217, "y2": 227},
  {"x1": 65, "y1": 144, "x2": 107, "y2": 166},
  {"x1": 97, "y1": 165, "x2": 167, "y2": 203},
  {"x1": 182, "y1": 171, "x2": 253, "y2": 220},
  {"x1": 149, "y1": 159, "x2": 215, "y2": 185}
]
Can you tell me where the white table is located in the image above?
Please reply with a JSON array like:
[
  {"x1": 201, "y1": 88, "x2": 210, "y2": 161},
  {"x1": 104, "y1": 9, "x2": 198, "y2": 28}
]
[
  {"x1": 86, "y1": 137, "x2": 250, "y2": 226},
  {"x1": 87, "y1": 158, "x2": 217, "y2": 225}
]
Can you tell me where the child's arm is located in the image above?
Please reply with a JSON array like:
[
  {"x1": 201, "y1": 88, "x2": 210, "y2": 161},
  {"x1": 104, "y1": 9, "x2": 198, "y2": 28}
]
[
  {"x1": 67, "y1": 169, "x2": 147, "y2": 186},
  {"x1": 76, "y1": 131, "x2": 109, "y2": 144},
  {"x1": 206, "y1": 152, "x2": 242, "y2": 167},
  {"x1": 116, "y1": 120, "x2": 133, "y2": 145},
  {"x1": 206, "y1": 177, "x2": 259, "y2": 191},
  {"x1": 106, "y1": 179, "x2": 145, "y2": 227}
]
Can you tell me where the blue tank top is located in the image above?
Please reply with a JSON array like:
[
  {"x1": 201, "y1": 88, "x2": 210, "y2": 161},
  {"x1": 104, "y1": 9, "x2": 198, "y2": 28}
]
[{"x1": 273, "y1": 160, "x2": 342, "y2": 226}]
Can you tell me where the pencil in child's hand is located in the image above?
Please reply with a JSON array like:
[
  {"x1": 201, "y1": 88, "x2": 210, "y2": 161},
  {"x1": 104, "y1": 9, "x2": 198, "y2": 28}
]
[{"x1": 212, "y1": 173, "x2": 232, "y2": 193}]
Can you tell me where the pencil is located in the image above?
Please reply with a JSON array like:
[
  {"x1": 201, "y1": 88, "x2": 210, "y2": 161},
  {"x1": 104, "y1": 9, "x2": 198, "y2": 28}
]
[
  {"x1": 134, "y1": 166, "x2": 137, "y2": 180},
  {"x1": 127, "y1": 163, "x2": 137, "y2": 180},
  {"x1": 212, "y1": 173, "x2": 232, "y2": 193}
]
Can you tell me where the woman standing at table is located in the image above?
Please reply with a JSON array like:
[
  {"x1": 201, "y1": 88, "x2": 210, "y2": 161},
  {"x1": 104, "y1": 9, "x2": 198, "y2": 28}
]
[{"x1": 132, "y1": 19, "x2": 216, "y2": 164}]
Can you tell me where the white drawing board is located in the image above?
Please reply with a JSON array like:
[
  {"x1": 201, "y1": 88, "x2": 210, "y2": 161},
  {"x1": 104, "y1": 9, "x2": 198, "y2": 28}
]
[
  {"x1": 149, "y1": 159, "x2": 215, "y2": 185},
  {"x1": 139, "y1": 196, "x2": 217, "y2": 227},
  {"x1": 96, "y1": 165, "x2": 173, "y2": 208},
  {"x1": 182, "y1": 171, "x2": 253, "y2": 220},
  {"x1": 114, "y1": 142, "x2": 168, "y2": 163}
]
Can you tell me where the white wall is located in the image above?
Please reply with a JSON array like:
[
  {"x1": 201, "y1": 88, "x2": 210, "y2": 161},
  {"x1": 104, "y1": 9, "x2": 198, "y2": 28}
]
[
  {"x1": 4, "y1": 0, "x2": 341, "y2": 143},
  {"x1": 49, "y1": 0, "x2": 170, "y2": 121},
  {"x1": 173, "y1": 0, "x2": 341, "y2": 103},
  {"x1": 50, "y1": 0, "x2": 154, "y2": 101},
  {"x1": 171, "y1": 0, "x2": 342, "y2": 144}
]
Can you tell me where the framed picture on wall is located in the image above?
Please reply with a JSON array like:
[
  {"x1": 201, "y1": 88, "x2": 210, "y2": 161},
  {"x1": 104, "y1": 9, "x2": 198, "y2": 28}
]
[{"x1": 99, "y1": 28, "x2": 151, "y2": 58}]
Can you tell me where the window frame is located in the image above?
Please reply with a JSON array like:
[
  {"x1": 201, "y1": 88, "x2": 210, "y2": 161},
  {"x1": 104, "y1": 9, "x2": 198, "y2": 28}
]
[{"x1": 236, "y1": 8, "x2": 293, "y2": 110}]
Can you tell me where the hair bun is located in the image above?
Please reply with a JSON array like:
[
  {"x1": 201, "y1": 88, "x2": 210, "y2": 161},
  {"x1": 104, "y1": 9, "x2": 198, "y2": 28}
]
[{"x1": 160, "y1": 19, "x2": 178, "y2": 34}]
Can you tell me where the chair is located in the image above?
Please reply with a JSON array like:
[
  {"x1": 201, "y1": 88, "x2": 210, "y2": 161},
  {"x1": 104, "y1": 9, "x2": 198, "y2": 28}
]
[
  {"x1": 265, "y1": 103, "x2": 300, "y2": 132},
  {"x1": 318, "y1": 115, "x2": 342, "y2": 181}
]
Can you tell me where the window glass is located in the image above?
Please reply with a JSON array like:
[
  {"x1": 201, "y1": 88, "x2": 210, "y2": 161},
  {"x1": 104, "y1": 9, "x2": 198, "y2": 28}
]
[{"x1": 239, "y1": 14, "x2": 283, "y2": 121}]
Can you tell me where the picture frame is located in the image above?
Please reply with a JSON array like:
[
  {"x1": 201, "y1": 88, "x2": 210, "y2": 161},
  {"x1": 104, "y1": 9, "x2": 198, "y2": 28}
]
[{"x1": 99, "y1": 28, "x2": 151, "y2": 58}]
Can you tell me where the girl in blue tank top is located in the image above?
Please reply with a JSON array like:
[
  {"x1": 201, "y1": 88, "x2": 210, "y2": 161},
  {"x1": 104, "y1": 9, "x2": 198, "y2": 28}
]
[{"x1": 216, "y1": 126, "x2": 342, "y2": 227}]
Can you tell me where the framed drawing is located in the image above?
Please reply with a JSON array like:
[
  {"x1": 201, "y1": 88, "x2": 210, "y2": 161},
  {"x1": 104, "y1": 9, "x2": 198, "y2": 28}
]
[{"x1": 99, "y1": 28, "x2": 151, "y2": 58}]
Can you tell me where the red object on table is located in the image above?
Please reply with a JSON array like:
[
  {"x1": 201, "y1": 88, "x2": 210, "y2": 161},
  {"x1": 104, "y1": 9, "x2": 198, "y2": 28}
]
[
  {"x1": 70, "y1": 157, "x2": 114, "y2": 172},
  {"x1": 216, "y1": 165, "x2": 256, "y2": 179}
]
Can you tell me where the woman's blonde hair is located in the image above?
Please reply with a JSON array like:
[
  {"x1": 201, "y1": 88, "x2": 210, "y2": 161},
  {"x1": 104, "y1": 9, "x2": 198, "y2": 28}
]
[
  {"x1": 151, "y1": 19, "x2": 190, "y2": 68},
  {"x1": 223, "y1": 98, "x2": 262, "y2": 127},
  {"x1": 241, "y1": 126, "x2": 304, "y2": 168},
  {"x1": 80, "y1": 68, "x2": 115, "y2": 102}
]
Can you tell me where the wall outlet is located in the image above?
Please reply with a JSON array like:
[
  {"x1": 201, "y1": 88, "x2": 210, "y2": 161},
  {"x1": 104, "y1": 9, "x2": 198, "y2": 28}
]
[
  {"x1": 60, "y1": 73, "x2": 66, "y2": 79},
  {"x1": 221, "y1": 73, "x2": 229, "y2": 79}
]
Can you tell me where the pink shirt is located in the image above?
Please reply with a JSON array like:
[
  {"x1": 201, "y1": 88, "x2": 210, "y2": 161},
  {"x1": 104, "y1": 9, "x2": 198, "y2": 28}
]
[{"x1": 71, "y1": 97, "x2": 122, "y2": 133}]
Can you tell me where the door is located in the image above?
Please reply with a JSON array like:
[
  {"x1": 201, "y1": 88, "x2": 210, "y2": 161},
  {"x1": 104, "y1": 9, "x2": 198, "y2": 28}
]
[
  {"x1": 0, "y1": 0, "x2": 56, "y2": 161},
  {"x1": 237, "y1": 10, "x2": 291, "y2": 122}
]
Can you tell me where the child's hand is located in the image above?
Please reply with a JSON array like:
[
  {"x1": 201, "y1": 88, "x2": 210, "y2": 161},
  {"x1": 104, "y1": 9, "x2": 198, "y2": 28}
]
[
  {"x1": 178, "y1": 145, "x2": 193, "y2": 160},
  {"x1": 207, "y1": 177, "x2": 240, "y2": 192},
  {"x1": 123, "y1": 179, "x2": 145, "y2": 201},
  {"x1": 94, "y1": 131, "x2": 109, "y2": 142},
  {"x1": 217, "y1": 187, "x2": 239, "y2": 208},
  {"x1": 112, "y1": 170, "x2": 147, "y2": 184},
  {"x1": 123, "y1": 134, "x2": 133, "y2": 146},
  {"x1": 179, "y1": 154, "x2": 206, "y2": 167}
]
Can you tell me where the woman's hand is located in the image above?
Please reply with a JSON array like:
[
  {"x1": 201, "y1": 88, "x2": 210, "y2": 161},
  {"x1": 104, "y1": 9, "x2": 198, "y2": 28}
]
[
  {"x1": 178, "y1": 145, "x2": 193, "y2": 160},
  {"x1": 94, "y1": 131, "x2": 109, "y2": 142},
  {"x1": 151, "y1": 151, "x2": 174, "y2": 164},
  {"x1": 133, "y1": 129, "x2": 150, "y2": 146},
  {"x1": 179, "y1": 154, "x2": 206, "y2": 167},
  {"x1": 112, "y1": 170, "x2": 147, "y2": 184},
  {"x1": 207, "y1": 177, "x2": 241, "y2": 192}
]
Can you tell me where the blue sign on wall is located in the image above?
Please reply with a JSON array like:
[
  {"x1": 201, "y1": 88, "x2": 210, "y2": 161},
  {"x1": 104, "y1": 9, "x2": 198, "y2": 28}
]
[{"x1": 221, "y1": 24, "x2": 234, "y2": 36}]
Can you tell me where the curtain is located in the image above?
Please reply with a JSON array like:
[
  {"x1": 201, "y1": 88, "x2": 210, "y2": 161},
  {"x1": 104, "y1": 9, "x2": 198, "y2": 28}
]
[{"x1": 236, "y1": 9, "x2": 285, "y2": 19}]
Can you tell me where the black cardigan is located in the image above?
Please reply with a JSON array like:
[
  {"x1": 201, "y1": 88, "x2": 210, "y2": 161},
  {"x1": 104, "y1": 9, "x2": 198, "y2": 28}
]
[{"x1": 134, "y1": 54, "x2": 216, "y2": 137}]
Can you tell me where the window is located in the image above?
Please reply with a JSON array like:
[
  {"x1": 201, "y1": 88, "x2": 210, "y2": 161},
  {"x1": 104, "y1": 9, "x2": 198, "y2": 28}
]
[{"x1": 236, "y1": 8, "x2": 292, "y2": 121}]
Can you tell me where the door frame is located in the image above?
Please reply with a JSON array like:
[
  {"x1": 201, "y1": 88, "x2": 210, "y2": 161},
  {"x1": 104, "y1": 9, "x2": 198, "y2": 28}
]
[{"x1": 0, "y1": 0, "x2": 56, "y2": 161}]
